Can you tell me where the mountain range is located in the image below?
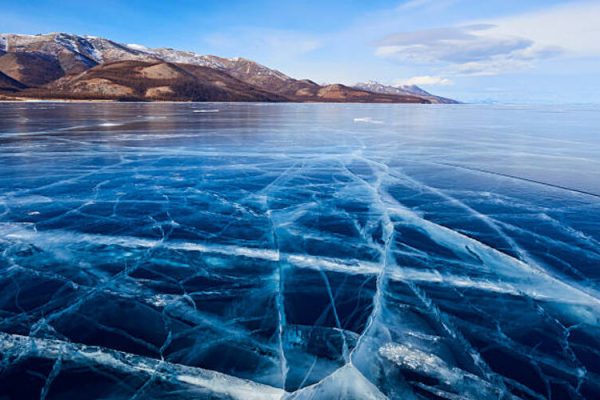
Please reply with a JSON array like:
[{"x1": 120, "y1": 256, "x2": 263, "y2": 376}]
[
  {"x1": 0, "y1": 33, "x2": 457, "y2": 103},
  {"x1": 353, "y1": 81, "x2": 457, "y2": 104}
]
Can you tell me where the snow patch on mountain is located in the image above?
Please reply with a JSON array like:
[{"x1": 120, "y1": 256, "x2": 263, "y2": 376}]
[
  {"x1": 59, "y1": 34, "x2": 106, "y2": 63},
  {"x1": 149, "y1": 49, "x2": 229, "y2": 70},
  {"x1": 127, "y1": 44, "x2": 147, "y2": 51},
  {"x1": 354, "y1": 80, "x2": 428, "y2": 96}
]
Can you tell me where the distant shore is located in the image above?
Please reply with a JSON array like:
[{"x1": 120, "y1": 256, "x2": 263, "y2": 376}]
[{"x1": 0, "y1": 96, "x2": 455, "y2": 104}]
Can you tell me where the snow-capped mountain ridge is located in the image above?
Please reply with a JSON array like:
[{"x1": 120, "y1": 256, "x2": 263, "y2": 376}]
[
  {"x1": 356, "y1": 80, "x2": 430, "y2": 97},
  {"x1": 354, "y1": 81, "x2": 458, "y2": 104},
  {"x1": 0, "y1": 32, "x2": 457, "y2": 103},
  {"x1": 1, "y1": 32, "x2": 297, "y2": 84}
]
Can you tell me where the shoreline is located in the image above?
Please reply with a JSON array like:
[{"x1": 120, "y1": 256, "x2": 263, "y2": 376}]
[{"x1": 0, "y1": 97, "x2": 456, "y2": 105}]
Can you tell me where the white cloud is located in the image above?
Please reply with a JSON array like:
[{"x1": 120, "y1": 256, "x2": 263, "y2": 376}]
[
  {"x1": 375, "y1": 1, "x2": 600, "y2": 76},
  {"x1": 483, "y1": 1, "x2": 600, "y2": 57},
  {"x1": 375, "y1": 24, "x2": 558, "y2": 75},
  {"x1": 397, "y1": 75, "x2": 453, "y2": 86}
]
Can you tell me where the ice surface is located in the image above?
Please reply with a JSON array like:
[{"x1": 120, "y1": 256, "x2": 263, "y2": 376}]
[{"x1": 0, "y1": 103, "x2": 599, "y2": 399}]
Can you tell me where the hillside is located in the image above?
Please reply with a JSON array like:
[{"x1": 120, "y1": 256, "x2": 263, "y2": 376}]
[
  {"x1": 0, "y1": 33, "x2": 456, "y2": 103},
  {"x1": 24, "y1": 60, "x2": 286, "y2": 101},
  {"x1": 0, "y1": 71, "x2": 26, "y2": 92},
  {"x1": 353, "y1": 81, "x2": 459, "y2": 104}
]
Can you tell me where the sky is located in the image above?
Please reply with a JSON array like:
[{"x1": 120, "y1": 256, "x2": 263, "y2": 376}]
[{"x1": 2, "y1": 0, "x2": 600, "y2": 103}]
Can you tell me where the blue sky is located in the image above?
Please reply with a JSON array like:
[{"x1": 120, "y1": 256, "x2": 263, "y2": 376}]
[{"x1": 2, "y1": 0, "x2": 600, "y2": 103}]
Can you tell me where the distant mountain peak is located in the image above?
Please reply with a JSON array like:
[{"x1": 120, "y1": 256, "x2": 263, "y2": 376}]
[{"x1": 353, "y1": 81, "x2": 458, "y2": 104}]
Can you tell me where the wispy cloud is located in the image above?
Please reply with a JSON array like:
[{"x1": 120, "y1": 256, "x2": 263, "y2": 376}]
[
  {"x1": 483, "y1": 1, "x2": 600, "y2": 57},
  {"x1": 375, "y1": 1, "x2": 600, "y2": 76},
  {"x1": 375, "y1": 24, "x2": 559, "y2": 75},
  {"x1": 397, "y1": 75, "x2": 453, "y2": 86}
]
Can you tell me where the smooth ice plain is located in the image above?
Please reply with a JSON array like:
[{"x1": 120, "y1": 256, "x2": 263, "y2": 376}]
[{"x1": 0, "y1": 103, "x2": 599, "y2": 399}]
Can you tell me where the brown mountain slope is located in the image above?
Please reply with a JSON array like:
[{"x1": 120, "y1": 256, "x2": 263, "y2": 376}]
[
  {"x1": 0, "y1": 52, "x2": 65, "y2": 86},
  {"x1": 315, "y1": 84, "x2": 429, "y2": 103},
  {"x1": 24, "y1": 60, "x2": 286, "y2": 101},
  {"x1": 0, "y1": 71, "x2": 26, "y2": 92},
  {"x1": 184, "y1": 57, "x2": 429, "y2": 103},
  {"x1": 201, "y1": 56, "x2": 318, "y2": 96}
]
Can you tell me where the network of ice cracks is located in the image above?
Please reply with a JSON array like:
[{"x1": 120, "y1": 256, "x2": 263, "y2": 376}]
[{"x1": 0, "y1": 103, "x2": 599, "y2": 399}]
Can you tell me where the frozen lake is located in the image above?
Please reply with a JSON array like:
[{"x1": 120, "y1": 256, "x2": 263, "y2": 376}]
[{"x1": 0, "y1": 102, "x2": 599, "y2": 399}]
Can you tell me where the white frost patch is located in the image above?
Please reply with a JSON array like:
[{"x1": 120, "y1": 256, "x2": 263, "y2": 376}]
[
  {"x1": 290, "y1": 364, "x2": 387, "y2": 399},
  {"x1": 353, "y1": 117, "x2": 384, "y2": 124},
  {"x1": 387, "y1": 269, "x2": 521, "y2": 296},
  {"x1": 379, "y1": 342, "x2": 460, "y2": 383},
  {"x1": 178, "y1": 242, "x2": 280, "y2": 262},
  {"x1": 378, "y1": 342, "x2": 504, "y2": 398},
  {"x1": 3, "y1": 195, "x2": 53, "y2": 205},
  {"x1": 98, "y1": 122, "x2": 123, "y2": 127},
  {"x1": 177, "y1": 375, "x2": 284, "y2": 400},
  {"x1": 286, "y1": 254, "x2": 381, "y2": 275},
  {"x1": 0, "y1": 333, "x2": 286, "y2": 400},
  {"x1": 146, "y1": 294, "x2": 173, "y2": 307}
]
